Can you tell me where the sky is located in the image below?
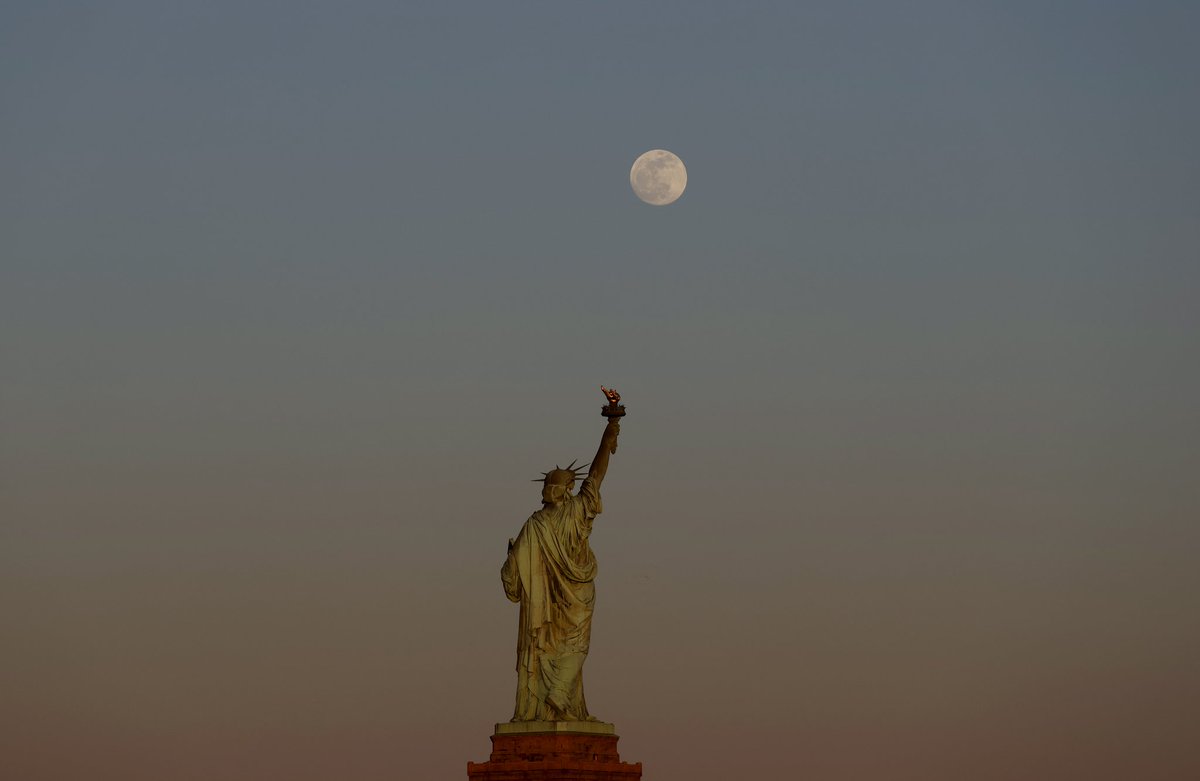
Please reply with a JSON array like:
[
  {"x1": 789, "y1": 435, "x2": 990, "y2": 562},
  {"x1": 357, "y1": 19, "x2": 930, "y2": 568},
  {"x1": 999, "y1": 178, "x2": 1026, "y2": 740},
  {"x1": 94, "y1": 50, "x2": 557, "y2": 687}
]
[{"x1": 2, "y1": 2, "x2": 1199, "y2": 779}]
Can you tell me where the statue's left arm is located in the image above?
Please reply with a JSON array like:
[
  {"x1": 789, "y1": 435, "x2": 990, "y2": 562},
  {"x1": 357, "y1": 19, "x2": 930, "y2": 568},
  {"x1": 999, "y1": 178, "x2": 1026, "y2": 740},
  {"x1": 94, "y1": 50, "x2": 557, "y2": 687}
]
[{"x1": 501, "y1": 536, "x2": 521, "y2": 602}]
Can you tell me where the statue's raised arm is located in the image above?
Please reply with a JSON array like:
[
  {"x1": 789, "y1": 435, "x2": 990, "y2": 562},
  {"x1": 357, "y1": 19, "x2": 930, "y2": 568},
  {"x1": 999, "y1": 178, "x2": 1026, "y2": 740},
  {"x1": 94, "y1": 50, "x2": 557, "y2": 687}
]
[{"x1": 587, "y1": 387, "x2": 624, "y2": 488}]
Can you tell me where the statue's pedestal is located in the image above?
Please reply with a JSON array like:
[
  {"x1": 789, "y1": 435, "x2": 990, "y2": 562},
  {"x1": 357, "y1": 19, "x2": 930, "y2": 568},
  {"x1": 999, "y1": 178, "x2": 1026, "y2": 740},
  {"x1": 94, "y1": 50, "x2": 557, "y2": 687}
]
[{"x1": 467, "y1": 722, "x2": 642, "y2": 781}]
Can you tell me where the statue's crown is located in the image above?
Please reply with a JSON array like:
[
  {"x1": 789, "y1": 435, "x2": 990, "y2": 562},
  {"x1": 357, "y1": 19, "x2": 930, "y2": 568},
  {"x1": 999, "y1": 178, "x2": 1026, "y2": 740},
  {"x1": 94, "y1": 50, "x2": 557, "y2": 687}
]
[{"x1": 533, "y1": 459, "x2": 589, "y2": 486}]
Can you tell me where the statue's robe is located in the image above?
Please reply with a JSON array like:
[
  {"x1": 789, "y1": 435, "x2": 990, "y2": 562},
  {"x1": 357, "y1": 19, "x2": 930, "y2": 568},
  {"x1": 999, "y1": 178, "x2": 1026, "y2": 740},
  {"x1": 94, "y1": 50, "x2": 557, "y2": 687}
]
[{"x1": 501, "y1": 477, "x2": 602, "y2": 721}]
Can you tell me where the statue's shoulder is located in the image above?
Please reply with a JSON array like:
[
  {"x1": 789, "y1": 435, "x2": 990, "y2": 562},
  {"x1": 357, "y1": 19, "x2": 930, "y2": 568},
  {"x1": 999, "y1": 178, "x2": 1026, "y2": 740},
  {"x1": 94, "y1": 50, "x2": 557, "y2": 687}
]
[
  {"x1": 528, "y1": 502, "x2": 574, "y2": 529},
  {"x1": 525, "y1": 507, "x2": 554, "y2": 526}
]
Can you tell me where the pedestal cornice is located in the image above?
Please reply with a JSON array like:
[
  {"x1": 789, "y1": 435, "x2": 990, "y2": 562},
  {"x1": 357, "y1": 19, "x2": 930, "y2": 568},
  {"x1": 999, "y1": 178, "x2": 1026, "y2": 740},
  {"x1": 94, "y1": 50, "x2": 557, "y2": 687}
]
[{"x1": 468, "y1": 722, "x2": 641, "y2": 781}]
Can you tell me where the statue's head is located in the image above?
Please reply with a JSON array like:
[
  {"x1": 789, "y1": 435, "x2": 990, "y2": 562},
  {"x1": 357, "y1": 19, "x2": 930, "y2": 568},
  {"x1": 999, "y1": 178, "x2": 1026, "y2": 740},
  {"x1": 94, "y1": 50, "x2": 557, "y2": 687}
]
[{"x1": 535, "y1": 461, "x2": 588, "y2": 505}]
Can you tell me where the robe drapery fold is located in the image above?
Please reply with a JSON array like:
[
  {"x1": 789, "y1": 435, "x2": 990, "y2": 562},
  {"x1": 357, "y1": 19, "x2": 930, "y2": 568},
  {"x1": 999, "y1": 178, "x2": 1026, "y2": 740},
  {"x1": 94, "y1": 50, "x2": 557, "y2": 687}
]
[{"x1": 501, "y1": 476, "x2": 602, "y2": 721}]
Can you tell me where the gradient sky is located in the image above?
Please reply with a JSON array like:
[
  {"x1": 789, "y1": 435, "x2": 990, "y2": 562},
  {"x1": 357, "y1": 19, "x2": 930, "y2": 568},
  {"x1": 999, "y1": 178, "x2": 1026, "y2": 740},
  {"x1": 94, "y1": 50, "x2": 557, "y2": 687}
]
[{"x1": 3, "y1": 3, "x2": 1199, "y2": 780}]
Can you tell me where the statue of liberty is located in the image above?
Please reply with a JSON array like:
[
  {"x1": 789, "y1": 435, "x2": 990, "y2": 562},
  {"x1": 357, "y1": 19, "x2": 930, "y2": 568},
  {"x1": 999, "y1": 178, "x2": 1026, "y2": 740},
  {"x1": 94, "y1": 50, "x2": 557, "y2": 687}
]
[{"x1": 500, "y1": 388, "x2": 625, "y2": 722}]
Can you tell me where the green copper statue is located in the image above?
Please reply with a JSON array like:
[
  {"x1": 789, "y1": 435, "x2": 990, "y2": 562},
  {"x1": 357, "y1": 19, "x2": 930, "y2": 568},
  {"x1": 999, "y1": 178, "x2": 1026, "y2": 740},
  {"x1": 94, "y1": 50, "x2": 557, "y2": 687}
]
[{"x1": 501, "y1": 387, "x2": 625, "y2": 722}]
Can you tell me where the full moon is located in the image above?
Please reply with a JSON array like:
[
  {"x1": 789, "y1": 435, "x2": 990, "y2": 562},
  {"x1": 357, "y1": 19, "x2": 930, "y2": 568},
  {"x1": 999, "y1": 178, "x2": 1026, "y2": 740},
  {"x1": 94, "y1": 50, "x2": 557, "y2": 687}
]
[{"x1": 629, "y1": 149, "x2": 687, "y2": 206}]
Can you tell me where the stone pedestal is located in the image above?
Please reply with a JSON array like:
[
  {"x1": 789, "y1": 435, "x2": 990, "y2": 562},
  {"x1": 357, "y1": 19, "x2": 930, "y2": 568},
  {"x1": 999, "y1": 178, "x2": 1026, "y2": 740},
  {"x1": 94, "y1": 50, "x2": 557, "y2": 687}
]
[{"x1": 467, "y1": 722, "x2": 642, "y2": 781}]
